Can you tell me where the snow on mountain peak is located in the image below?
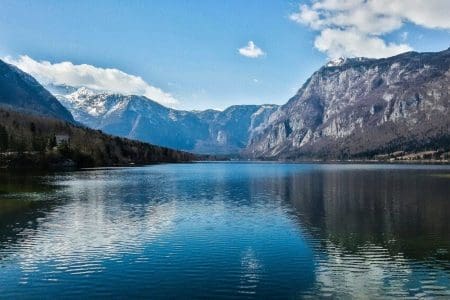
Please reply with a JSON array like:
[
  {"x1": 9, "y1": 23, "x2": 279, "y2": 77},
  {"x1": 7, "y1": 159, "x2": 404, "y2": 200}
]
[
  {"x1": 326, "y1": 57, "x2": 347, "y2": 67},
  {"x1": 325, "y1": 56, "x2": 374, "y2": 68},
  {"x1": 57, "y1": 86, "x2": 119, "y2": 118},
  {"x1": 73, "y1": 86, "x2": 97, "y2": 97}
]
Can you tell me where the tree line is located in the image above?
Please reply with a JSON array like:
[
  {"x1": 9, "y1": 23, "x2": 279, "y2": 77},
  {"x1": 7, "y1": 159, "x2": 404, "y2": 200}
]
[{"x1": 0, "y1": 107, "x2": 199, "y2": 169}]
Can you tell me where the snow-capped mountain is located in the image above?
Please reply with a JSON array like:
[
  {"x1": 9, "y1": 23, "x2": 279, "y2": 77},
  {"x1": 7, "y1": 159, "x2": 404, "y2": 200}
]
[{"x1": 54, "y1": 86, "x2": 278, "y2": 154}]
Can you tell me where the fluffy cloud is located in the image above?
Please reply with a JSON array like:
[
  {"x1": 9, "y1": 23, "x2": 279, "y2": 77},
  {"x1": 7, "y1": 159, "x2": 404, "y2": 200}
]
[
  {"x1": 238, "y1": 41, "x2": 265, "y2": 58},
  {"x1": 4, "y1": 55, "x2": 179, "y2": 107},
  {"x1": 290, "y1": 0, "x2": 450, "y2": 58},
  {"x1": 315, "y1": 28, "x2": 411, "y2": 58}
]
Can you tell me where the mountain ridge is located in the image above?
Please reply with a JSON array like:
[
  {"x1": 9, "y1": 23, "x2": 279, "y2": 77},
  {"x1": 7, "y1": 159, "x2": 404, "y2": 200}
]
[
  {"x1": 53, "y1": 86, "x2": 279, "y2": 154},
  {"x1": 6, "y1": 48, "x2": 449, "y2": 159},
  {"x1": 246, "y1": 48, "x2": 450, "y2": 159},
  {"x1": 0, "y1": 60, "x2": 75, "y2": 123}
]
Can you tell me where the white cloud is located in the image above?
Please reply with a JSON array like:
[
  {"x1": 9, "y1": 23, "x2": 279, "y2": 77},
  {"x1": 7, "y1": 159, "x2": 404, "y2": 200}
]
[
  {"x1": 315, "y1": 28, "x2": 411, "y2": 59},
  {"x1": 368, "y1": 0, "x2": 450, "y2": 29},
  {"x1": 238, "y1": 41, "x2": 265, "y2": 58},
  {"x1": 290, "y1": 0, "x2": 450, "y2": 58},
  {"x1": 4, "y1": 55, "x2": 179, "y2": 107}
]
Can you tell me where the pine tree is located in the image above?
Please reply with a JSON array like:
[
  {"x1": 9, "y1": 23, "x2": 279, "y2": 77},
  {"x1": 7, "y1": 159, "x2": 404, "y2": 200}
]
[
  {"x1": 30, "y1": 122, "x2": 36, "y2": 134},
  {"x1": 47, "y1": 134, "x2": 57, "y2": 150},
  {"x1": 0, "y1": 125, "x2": 8, "y2": 151}
]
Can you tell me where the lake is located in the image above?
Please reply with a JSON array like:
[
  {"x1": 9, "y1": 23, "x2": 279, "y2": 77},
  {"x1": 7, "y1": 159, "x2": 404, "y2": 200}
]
[{"x1": 0, "y1": 163, "x2": 449, "y2": 298}]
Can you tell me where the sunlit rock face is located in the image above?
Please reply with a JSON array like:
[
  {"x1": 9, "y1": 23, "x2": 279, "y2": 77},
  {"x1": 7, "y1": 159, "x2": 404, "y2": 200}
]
[{"x1": 246, "y1": 48, "x2": 450, "y2": 159}]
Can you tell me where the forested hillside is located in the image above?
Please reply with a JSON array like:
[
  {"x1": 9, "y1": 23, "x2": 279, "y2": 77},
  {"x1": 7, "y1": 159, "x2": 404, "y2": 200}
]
[{"x1": 0, "y1": 107, "x2": 197, "y2": 169}]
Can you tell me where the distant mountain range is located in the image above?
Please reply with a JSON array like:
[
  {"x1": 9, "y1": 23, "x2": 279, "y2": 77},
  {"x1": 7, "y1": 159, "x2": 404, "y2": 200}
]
[
  {"x1": 49, "y1": 86, "x2": 278, "y2": 154},
  {"x1": 2, "y1": 48, "x2": 449, "y2": 159},
  {"x1": 0, "y1": 59, "x2": 196, "y2": 168},
  {"x1": 246, "y1": 48, "x2": 450, "y2": 159},
  {"x1": 0, "y1": 60, "x2": 75, "y2": 123}
]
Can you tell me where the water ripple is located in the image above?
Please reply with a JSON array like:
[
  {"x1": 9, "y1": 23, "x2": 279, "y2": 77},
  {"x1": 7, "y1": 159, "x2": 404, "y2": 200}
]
[{"x1": 0, "y1": 163, "x2": 448, "y2": 298}]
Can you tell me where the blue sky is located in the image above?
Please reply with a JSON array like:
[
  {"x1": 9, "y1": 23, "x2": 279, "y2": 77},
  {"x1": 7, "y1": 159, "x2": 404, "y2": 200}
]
[{"x1": 0, "y1": 0, "x2": 449, "y2": 110}]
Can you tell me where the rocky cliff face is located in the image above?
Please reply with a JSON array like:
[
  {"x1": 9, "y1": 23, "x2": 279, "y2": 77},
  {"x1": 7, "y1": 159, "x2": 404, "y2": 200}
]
[
  {"x1": 55, "y1": 87, "x2": 278, "y2": 154},
  {"x1": 0, "y1": 60, "x2": 75, "y2": 123},
  {"x1": 246, "y1": 48, "x2": 450, "y2": 159}
]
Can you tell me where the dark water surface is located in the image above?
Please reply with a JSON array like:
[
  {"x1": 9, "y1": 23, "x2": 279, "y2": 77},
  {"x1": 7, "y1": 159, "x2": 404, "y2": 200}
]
[{"x1": 0, "y1": 163, "x2": 449, "y2": 299}]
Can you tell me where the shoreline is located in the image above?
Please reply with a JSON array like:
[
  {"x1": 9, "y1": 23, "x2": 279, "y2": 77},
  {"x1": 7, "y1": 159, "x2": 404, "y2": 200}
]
[
  {"x1": 200, "y1": 159, "x2": 450, "y2": 165},
  {"x1": 1, "y1": 153, "x2": 449, "y2": 171}
]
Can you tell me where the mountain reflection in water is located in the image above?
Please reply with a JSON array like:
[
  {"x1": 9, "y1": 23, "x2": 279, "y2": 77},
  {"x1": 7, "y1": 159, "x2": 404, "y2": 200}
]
[{"x1": 0, "y1": 163, "x2": 448, "y2": 299}]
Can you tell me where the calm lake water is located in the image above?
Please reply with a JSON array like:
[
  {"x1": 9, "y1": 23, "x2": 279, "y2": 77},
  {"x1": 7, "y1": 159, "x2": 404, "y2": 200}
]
[{"x1": 0, "y1": 163, "x2": 449, "y2": 299}]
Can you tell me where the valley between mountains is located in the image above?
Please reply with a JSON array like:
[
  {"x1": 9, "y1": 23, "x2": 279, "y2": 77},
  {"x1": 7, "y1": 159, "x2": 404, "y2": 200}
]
[{"x1": 1, "y1": 48, "x2": 449, "y2": 164}]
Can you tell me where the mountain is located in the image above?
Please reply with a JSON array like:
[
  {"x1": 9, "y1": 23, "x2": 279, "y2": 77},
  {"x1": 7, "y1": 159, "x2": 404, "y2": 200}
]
[
  {"x1": 193, "y1": 105, "x2": 279, "y2": 154},
  {"x1": 0, "y1": 63, "x2": 196, "y2": 168},
  {"x1": 0, "y1": 59, "x2": 75, "y2": 123},
  {"x1": 54, "y1": 87, "x2": 278, "y2": 154},
  {"x1": 246, "y1": 48, "x2": 450, "y2": 159}
]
